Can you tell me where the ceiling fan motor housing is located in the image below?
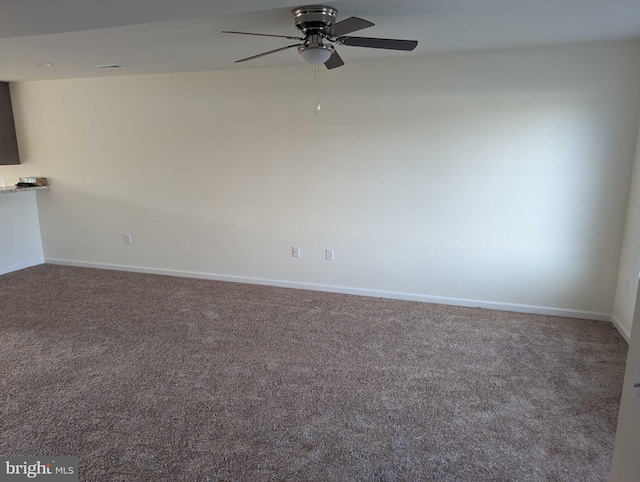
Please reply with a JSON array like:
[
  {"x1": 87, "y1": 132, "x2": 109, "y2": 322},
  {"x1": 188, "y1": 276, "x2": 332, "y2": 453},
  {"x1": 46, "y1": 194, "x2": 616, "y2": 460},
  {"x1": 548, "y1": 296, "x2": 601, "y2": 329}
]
[{"x1": 292, "y1": 5, "x2": 338, "y2": 35}]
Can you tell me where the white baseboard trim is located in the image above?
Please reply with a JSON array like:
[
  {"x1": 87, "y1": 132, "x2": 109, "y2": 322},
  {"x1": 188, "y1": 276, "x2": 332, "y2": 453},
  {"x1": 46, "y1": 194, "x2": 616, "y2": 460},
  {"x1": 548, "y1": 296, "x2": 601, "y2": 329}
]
[
  {"x1": 44, "y1": 257, "x2": 612, "y2": 322},
  {"x1": 0, "y1": 257, "x2": 44, "y2": 276},
  {"x1": 610, "y1": 314, "x2": 631, "y2": 343}
]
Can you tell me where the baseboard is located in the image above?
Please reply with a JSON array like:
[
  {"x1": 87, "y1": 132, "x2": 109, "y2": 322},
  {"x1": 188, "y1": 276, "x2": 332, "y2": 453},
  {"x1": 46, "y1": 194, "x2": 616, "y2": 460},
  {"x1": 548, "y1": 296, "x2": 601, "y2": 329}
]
[
  {"x1": 610, "y1": 314, "x2": 631, "y2": 343},
  {"x1": 44, "y1": 257, "x2": 612, "y2": 322},
  {"x1": 0, "y1": 257, "x2": 44, "y2": 276}
]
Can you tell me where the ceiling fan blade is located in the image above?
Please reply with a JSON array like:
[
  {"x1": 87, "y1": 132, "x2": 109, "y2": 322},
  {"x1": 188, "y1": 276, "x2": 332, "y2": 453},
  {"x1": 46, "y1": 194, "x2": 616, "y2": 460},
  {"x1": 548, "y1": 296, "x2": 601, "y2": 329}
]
[
  {"x1": 324, "y1": 50, "x2": 345, "y2": 70},
  {"x1": 326, "y1": 17, "x2": 374, "y2": 37},
  {"x1": 235, "y1": 43, "x2": 301, "y2": 63},
  {"x1": 338, "y1": 36, "x2": 418, "y2": 51},
  {"x1": 222, "y1": 31, "x2": 303, "y2": 41}
]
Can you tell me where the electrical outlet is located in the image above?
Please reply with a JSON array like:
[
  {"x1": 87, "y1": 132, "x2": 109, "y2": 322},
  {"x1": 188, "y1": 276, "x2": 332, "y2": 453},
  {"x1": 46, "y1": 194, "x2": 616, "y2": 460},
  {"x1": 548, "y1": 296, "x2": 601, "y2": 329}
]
[
  {"x1": 292, "y1": 246, "x2": 300, "y2": 258},
  {"x1": 124, "y1": 234, "x2": 132, "y2": 245},
  {"x1": 0, "y1": 178, "x2": 6, "y2": 188},
  {"x1": 325, "y1": 249, "x2": 334, "y2": 261}
]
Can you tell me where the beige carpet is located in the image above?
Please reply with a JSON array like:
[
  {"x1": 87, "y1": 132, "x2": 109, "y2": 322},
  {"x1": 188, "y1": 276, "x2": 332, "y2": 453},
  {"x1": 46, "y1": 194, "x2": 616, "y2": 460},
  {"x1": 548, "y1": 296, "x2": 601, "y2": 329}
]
[{"x1": 0, "y1": 264, "x2": 627, "y2": 481}]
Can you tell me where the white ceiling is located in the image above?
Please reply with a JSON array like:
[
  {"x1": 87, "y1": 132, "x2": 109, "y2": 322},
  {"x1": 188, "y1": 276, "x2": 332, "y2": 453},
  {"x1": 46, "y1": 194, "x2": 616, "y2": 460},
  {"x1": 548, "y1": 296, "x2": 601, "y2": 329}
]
[{"x1": 1, "y1": 0, "x2": 640, "y2": 81}]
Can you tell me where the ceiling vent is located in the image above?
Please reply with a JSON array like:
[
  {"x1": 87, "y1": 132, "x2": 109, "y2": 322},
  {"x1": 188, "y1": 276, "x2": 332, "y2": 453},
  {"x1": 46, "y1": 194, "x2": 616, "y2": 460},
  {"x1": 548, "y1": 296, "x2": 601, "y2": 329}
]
[{"x1": 94, "y1": 64, "x2": 126, "y2": 69}]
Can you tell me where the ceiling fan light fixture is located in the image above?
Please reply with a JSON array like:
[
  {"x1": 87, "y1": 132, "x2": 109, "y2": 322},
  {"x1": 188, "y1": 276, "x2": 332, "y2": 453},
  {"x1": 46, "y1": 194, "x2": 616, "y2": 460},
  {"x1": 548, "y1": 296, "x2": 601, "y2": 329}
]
[{"x1": 298, "y1": 43, "x2": 334, "y2": 65}]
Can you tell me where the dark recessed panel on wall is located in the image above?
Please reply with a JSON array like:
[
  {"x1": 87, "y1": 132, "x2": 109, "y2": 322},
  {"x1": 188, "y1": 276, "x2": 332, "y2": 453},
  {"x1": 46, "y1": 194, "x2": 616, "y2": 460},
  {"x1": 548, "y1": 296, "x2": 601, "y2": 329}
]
[{"x1": 0, "y1": 82, "x2": 20, "y2": 165}]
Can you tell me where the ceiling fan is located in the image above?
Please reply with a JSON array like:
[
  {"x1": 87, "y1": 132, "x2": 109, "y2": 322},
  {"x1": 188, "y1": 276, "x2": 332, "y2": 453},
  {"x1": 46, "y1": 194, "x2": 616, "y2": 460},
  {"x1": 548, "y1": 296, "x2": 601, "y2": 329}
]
[{"x1": 222, "y1": 5, "x2": 418, "y2": 69}]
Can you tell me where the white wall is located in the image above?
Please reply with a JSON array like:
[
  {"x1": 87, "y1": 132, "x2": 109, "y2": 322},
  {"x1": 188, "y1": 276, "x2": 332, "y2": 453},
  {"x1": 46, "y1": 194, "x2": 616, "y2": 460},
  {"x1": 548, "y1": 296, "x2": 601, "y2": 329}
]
[
  {"x1": 0, "y1": 129, "x2": 45, "y2": 274},
  {"x1": 9, "y1": 40, "x2": 640, "y2": 317},
  {"x1": 0, "y1": 191, "x2": 43, "y2": 274},
  {"x1": 613, "y1": 126, "x2": 640, "y2": 340},
  {"x1": 610, "y1": 284, "x2": 640, "y2": 481}
]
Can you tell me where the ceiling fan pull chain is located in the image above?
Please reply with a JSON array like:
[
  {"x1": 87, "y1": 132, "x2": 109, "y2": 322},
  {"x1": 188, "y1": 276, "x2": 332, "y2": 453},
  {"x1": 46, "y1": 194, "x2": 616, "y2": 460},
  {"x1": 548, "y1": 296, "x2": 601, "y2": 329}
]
[{"x1": 314, "y1": 62, "x2": 321, "y2": 115}]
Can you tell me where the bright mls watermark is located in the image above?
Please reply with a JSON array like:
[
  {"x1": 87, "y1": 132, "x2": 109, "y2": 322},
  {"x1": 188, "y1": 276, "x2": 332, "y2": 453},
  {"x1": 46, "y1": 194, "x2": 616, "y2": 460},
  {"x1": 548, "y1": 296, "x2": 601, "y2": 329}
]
[{"x1": 0, "y1": 457, "x2": 78, "y2": 481}]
